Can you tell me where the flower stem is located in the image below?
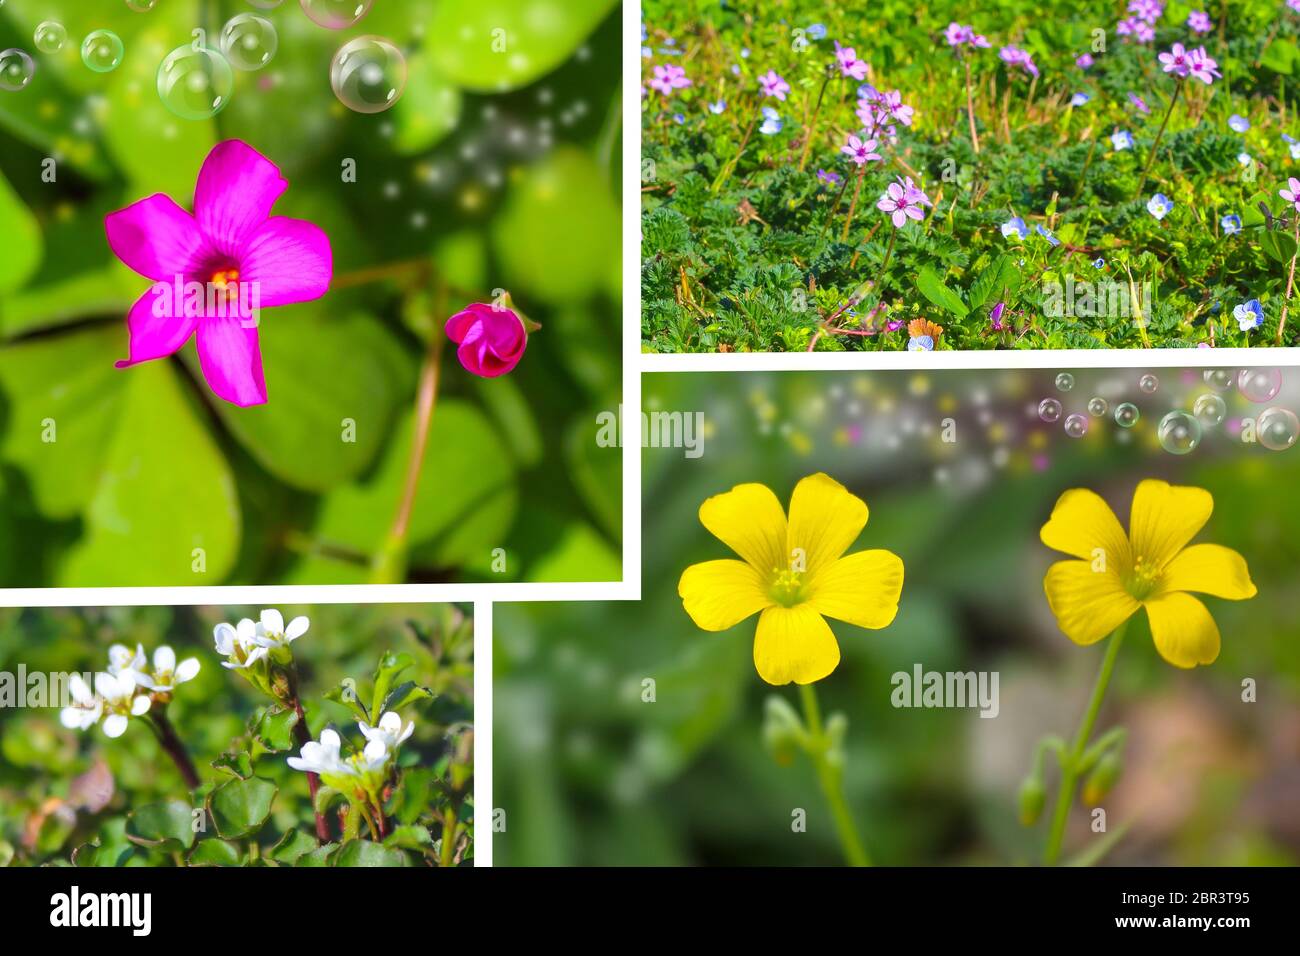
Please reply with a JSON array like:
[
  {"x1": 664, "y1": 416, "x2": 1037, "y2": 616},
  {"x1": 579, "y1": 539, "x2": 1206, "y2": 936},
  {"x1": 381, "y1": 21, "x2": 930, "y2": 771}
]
[
  {"x1": 878, "y1": 226, "x2": 899, "y2": 282},
  {"x1": 1277, "y1": 216, "x2": 1299, "y2": 346},
  {"x1": 798, "y1": 683, "x2": 871, "y2": 867},
  {"x1": 1043, "y1": 622, "x2": 1127, "y2": 865},
  {"x1": 439, "y1": 804, "x2": 459, "y2": 867},
  {"x1": 841, "y1": 165, "x2": 866, "y2": 242},
  {"x1": 1135, "y1": 80, "x2": 1181, "y2": 200},
  {"x1": 712, "y1": 103, "x2": 758, "y2": 195},
  {"x1": 148, "y1": 710, "x2": 200, "y2": 791},
  {"x1": 964, "y1": 58, "x2": 980, "y2": 156},
  {"x1": 797, "y1": 69, "x2": 833, "y2": 172},
  {"x1": 372, "y1": 327, "x2": 445, "y2": 584},
  {"x1": 287, "y1": 668, "x2": 331, "y2": 843}
]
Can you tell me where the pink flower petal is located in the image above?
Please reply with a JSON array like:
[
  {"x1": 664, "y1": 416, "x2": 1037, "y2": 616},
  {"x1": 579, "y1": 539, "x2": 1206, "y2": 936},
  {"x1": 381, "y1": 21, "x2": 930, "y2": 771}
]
[
  {"x1": 194, "y1": 140, "x2": 288, "y2": 258},
  {"x1": 239, "y1": 217, "x2": 333, "y2": 307},
  {"x1": 196, "y1": 313, "x2": 267, "y2": 407},
  {"x1": 892, "y1": 209, "x2": 907, "y2": 227},
  {"x1": 104, "y1": 195, "x2": 211, "y2": 282},
  {"x1": 114, "y1": 287, "x2": 199, "y2": 367}
]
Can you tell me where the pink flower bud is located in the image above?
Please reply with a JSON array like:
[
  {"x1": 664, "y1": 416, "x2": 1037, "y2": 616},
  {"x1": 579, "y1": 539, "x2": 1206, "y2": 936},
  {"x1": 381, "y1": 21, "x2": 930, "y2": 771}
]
[{"x1": 445, "y1": 302, "x2": 528, "y2": 377}]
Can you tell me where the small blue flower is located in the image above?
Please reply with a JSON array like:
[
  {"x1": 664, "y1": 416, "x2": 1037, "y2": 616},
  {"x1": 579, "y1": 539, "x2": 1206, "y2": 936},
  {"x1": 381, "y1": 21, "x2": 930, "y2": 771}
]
[
  {"x1": 1111, "y1": 129, "x2": 1134, "y2": 150},
  {"x1": 807, "y1": 23, "x2": 827, "y2": 40},
  {"x1": 1221, "y1": 213, "x2": 1241, "y2": 235},
  {"x1": 759, "y1": 106, "x2": 783, "y2": 135},
  {"x1": 908, "y1": 335, "x2": 935, "y2": 351},
  {"x1": 1228, "y1": 114, "x2": 1250, "y2": 132},
  {"x1": 1070, "y1": 91, "x2": 1090, "y2": 107},
  {"x1": 673, "y1": 113, "x2": 686, "y2": 124},
  {"x1": 708, "y1": 99, "x2": 727, "y2": 114},
  {"x1": 741, "y1": 47, "x2": 751, "y2": 58},
  {"x1": 1233, "y1": 298, "x2": 1263, "y2": 331},
  {"x1": 1036, "y1": 224, "x2": 1061, "y2": 246},
  {"x1": 1093, "y1": 257, "x2": 1105, "y2": 269},
  {"x1": 1237, "y1": 152, "x2": 1252, "y2": 166},
  {"x1": 1147, "y1": 193, "x2": 1173, "y2": 220},
  {"x1": 1001, "y1": 216, "x2": 1029, "y2": 240}
]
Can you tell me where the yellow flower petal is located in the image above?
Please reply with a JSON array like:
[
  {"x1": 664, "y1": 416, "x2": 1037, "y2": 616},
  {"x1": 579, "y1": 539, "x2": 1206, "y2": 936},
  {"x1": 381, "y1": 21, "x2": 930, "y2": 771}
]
[
  {"x1": 1043, "y1": 560, "x2": 1140, "y2": 645},
  {"x1": 753, "y1": 605, "x2": 840, "y2": 686},
  {"x1": 699, "y1": 482, "x2": 787, "y2": 575},
  {"x1": 679, "y1": 559, "x2": 773, "y2": 631},
  {"x1": 1128, "y1": 479, "x2": 1212, "y2": 570},
  {"x1": 807, "y1": 549, "x2": 904, "y2": 630},
  {"x1": 1144, "y1": 591, "x2": 1221, "y2": 668},
  {"x1": 786, "y1": 472, "x2": 868, "y2": 575},
  {"x1": 1160, "y1": 543, "x2": 1257, "y2": 600},
  {"x1": 1039, "y1": 488, "x2": 1131, "y2": 567}
]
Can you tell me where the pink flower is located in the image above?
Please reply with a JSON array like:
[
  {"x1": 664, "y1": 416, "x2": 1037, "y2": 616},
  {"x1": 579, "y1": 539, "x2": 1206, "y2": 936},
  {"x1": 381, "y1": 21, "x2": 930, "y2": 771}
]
[
  {"x1": 758, "y1": 68, "x2": 790, "y2": 100},
  {"x1": 1280, "y1": 177, "x2": 1300, "y2": 213},
  {"x1": 877, "y1": 177, "x2": 930, "y2": 228},
  {"x1": 999, "y1": 45, "x2": 1039, "y2": 78},
  {"x1": 445, "y1": 303, "x2": 528, "y2": 378},
  {"x1": 649, "y1": 64, "x2": 690, "y2": 95},
  {"x1": 841, "y1": 134, "x2": 881, "y2": 165},
  {"x1": 104, "y1": 140, "x2": 332, "y2": 407},
  {"x1": 834, "y1": 43, "x2": 868, "y2": 80},
  {"x1": 1158, "y1": 42, "x2": 1192, "y2": 77},
  {"x1": 1187, "y1": 46, "x2": 1221, "y2": 84},
  {"x1": 945, "y1": 23, "x2": 990, "y2": 48},
  {"x1": 880, "y1": 89, "x2": 914, "y2": 126},
  {"x1": 1076, "y1": 53, "x2": 1094, "y2": 69},
  {"x1": 1187, "y1": 10, "x2": 1212, "y2": 32}
]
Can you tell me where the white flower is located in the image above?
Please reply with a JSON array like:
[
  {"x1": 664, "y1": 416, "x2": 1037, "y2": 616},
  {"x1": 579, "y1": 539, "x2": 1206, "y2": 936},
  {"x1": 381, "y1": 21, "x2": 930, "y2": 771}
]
[
  {"x1": 253, "y1": 609, "x2": 308, "y2": 652},
  {"x1": 357, "y1": 738, "x2": 389, "y2": 774},
  {"x1": 95, "y1": 672, "x2": 151, "y2": 738},
  {"x1": 214, "y1": 619, "x2": 268, "y2": 670},
  {"x1": 146, "y1": 645, "x2": 200, "y2": 692},
  {"x1": 358, "y1": 711, "x2": 415, "y2": 751},
  {"x1": 287, "y1": 728, "x2": 349, "y2": 776},
  {"x1": 59, "y1": 674, "x2": 103, "y2": 731},
  {"x1": 107, "y1": 643, "x2": 148, "y2": 684}
]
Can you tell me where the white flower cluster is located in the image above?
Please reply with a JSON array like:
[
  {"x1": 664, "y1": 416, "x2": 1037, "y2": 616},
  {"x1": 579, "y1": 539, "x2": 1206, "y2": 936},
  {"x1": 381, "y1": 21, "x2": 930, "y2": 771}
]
[
  {"x1": 213, "y1": 609, "x2": 308, "y2": 671},
  {"x1": 60, "y1": 644, "x2": 200, "y2": 738},
  {"x1": 286, "y1": 712, "x2": 415, "y2": 788}
]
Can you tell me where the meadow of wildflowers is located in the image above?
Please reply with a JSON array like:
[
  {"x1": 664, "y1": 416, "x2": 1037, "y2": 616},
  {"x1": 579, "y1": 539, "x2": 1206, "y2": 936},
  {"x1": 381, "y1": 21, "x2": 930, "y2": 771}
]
[{"x1": 641, "y1": 0, "x2": 1300, "y2": 351}]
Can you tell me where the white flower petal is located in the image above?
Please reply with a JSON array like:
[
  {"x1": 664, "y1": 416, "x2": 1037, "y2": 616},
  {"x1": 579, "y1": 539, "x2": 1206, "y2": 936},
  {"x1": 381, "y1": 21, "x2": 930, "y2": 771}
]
[
  {"x1": 285, "y1": 616, "x2": 309, "y2": 640},
  {"x1": 153, "y1": 645, "x2": 176, "y2": 673},
  {"x1": 131, "y1": 694, "x2": 152, "y2": 716},
  {"x1": 102, "y1": 714, "x2": 128, "y2": 738},
  {"x1": 175, "y1": 657, "x2": 201, "y2": 682},
  {"x1": 260, "y1": 609, "x2": 285, "y2": 636}
]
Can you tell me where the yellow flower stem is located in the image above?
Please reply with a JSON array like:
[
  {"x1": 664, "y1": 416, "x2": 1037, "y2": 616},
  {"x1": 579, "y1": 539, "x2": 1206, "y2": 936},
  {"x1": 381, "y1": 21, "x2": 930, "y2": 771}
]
[
  {"x1": 799, "y1": 683, "x2": 871, "y2": 867},
  {"x1": 1043, "y1": 622, "x2": 1127, "y2": 865}
]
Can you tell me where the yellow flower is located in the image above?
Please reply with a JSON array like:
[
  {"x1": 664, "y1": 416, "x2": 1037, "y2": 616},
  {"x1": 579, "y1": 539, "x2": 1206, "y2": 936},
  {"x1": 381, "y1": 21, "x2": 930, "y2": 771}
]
[
  {"x1": 678, "y1": 473, "x2": 904, "y2": 686},
  {"x1": 1041, "y1": 479, "x2": 1256, "y2": 668}
]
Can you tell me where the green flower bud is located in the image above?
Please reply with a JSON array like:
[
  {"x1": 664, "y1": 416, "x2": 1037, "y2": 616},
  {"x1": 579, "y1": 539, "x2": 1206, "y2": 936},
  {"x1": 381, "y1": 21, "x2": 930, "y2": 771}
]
[
  {"x1": 761, "y1": 695, "x2": 804, "y2": 767},
  {"x1": 1082, "y1": 751, "x2": 1123, "y2": 806},
  {"x1": 1018, "y1": 774, "x2": 1046, "y2": 826}
]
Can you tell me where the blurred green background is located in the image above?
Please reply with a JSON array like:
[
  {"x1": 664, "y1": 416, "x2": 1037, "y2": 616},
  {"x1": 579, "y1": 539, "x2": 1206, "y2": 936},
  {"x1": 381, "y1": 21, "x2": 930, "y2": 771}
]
[
  {"x1": 0, "y1": 602, "x2": 472, "y2": 866},
  {"x1": 496, "y1": 367, "x2": 1300, "y2": 865},
  {"x1": 0, "y1": 0, "x2": 623, "y2": 586}
]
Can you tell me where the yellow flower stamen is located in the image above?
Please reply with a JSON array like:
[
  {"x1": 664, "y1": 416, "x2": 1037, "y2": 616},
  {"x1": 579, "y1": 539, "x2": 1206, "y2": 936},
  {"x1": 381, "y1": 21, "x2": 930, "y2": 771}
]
[
  {"x1": 768, "y1": 567, "x2": 808, "y2": 607},
  {"x1": 1124, "y1": 554, "x2": 1162, "y2": 601}
]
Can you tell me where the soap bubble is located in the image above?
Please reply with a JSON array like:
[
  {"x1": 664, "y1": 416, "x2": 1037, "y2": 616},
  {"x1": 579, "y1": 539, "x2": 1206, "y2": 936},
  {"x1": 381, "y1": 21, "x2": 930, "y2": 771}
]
[
  {"x1": 1257, "y1": 407, "x2": 1298, "y2": 451},
  {"x1": 1063, "y1": 413, "x2": 1089, "y2": 438},
  {"x1": 34, "y1": 21, "x2": 68, "y2": 54},
  {"x1": 330, "y1": 36, "x2": 406, "y2": 113},
  {"x1": 1193, "y1": 393, "x2": 1226, "y2": 426},
  {"x1": 1037, "y1": 398, "x2": 1062, "y2": 423},
  {"x1": 302, "y1": 0, "x2": 372, "y2": 29},
  {"x1": 220, "y1": 15, "x2": 277, "y2": 71},
  {"x1": 1138, "y1": 373, "x2": 1159, "y2": 393},
  {"x1": 1113, "y1": 402, "x2": 1140, "y2": 428},
  {"x1": 1055, "y1": 372, "x2": 1074, "y2": 392},
  {"x1": 1157, "y1": 410, "x2": 1201, "y2": 455},
  {"x1": 1237, "y1": 367, "x2": 1282, "y2": 403},
  {"x1": 157, "y1": 44, "x2": 233, "y2": 120},
  {"x1": 1086, "y1": 397, "x2": 1108, "y2": 417},
  {"x1": 125, "y1": 0, "x2": 156, "y2": 11},
  {"x1": 1202, "y1": 369, "x2": 1233, "y2": 392},
  {"x1": 0, "y1": 49, "x2": 35, "y2": 91},
  {"x1": 81, "y1": 30, "x2": 124, "y2": 73}
]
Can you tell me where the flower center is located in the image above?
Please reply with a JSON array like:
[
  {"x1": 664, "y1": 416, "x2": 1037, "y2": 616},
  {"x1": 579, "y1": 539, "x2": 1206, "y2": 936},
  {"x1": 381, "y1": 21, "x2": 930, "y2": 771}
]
[
  {"x1": 769, "y1": 568, "x2": 808, "y2": 607},
  {"x1": 1125, "y1": 554, "x2": 1163, "y2": 601},
  {"x1": 210, "y1": 267, "x2": 240, "y2": 299}
]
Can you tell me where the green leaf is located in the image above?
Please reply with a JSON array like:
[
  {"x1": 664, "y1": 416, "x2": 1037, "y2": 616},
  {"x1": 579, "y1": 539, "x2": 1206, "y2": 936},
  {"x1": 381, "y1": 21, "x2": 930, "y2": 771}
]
[
  {"x1": 207, "y1": 777, "x2": 277, "y2": 840},
  {"x1": 1260, "y1": 229, "x2": 1298, "y2": 264},
  {"x1": 384, "y1": 825, "x2": 433, "y2": 851},
  {"x1": 1260, "y1": 39, "x2": 1299, "y2": 75},
  {"x1": 187, "y1": 839, "x2": 244, "y2": 867},
  {"x1": 426, "y1": 0, "x2": 618, "y2": 92},
  {"x1": 333, "y1": 839, "x2": 411, "y2": 867},
  {"x1": 56, "y1": 359, "x2": 242, "y2": 586},
  {"x1": 325, "y1": 682, "x2": 370, "y2": 723},
  {"x1": 269, "y1": 827, "x2": 320, "y2": 864},
  {"x1": 0, "y1": 169, "x2": 42, "y2": 295},
  {"x1": 382, "y1": 680, "x2": 435, "y2": 714},
  {"x1": 212, "y1": 750, "x2": 254, "y2": 780},
  {"x1": 916, "y1": 266, "x2": 970, "y2": 316},
  {"x1": 126, "y1": 800, "x2": 198, "y2": 851},
  {"x1": 250, "y1": 705, "x2": 300, "y2": 754},
  {"x1": 189, "y1": 308, "x2": 415, "y2": 493},
  {"x1": 492, "y1": 147, "x2": 620, "y2": 304},
  {"x1": 390, "y1": 52, "x2": 463, "y2": 155},
  {"x1": 371, "y1": 651, "x2": 414, "y2": 719},
  {"x1": 308, "y1": 400, "x2": 517, "y2": 568},
  {"x1": 294, "y1": 843, "x2": 339, "y2": 867},
  {"x1": 0, "y1": 325, "x2": 127, "y2": 519},
  {"x1": 966, "y1": 254, "x2": 1022, "y2": 311}
]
